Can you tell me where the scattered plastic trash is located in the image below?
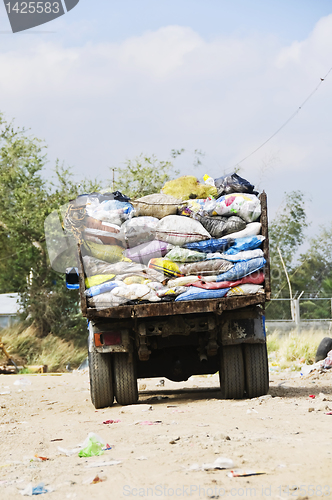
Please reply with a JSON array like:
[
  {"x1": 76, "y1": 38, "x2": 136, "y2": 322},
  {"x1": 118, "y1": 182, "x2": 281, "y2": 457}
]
[
  {"x1": 326, "y1": 412, "x2": 332, "y2": 415},
  {"x1": 309, "y1": 395, "x2": 316, "y2": 399},
  {"x1": 227, "y1": 469, "x2": 266, "y2": 477},
  {"x1": 14, "y1": 378, "x2": 32, "y2": 386},
  {"x1": 77, "y1": 357, "x2": 89, "y2": 371},
  {"x1": 300, "y1": 355, "x2": 332, "y2": 375},
  {"x1": 82, "y1": 474, "x2": 107, "y2": 485},
  {"x1": 58, "y1": 446, "x2": 82, "y2": 457},
  {"x1": 121, "y1": 404, "x2": 153, "y2": 412},
  {"x1": 20, "y1": 482, "x2": 52, "y2": 496},
  {"x1": 86, "y1": 460, "x2": 121, "y2": 468},
  {"x1": 188, "y1": 457, "x2": 234, "y2": 471},
  {"x1": 0, "y1": 391, "x2": 10, "y2": 395},
  {"x1": 103, "y1": 420, "x2": 120, "y2": 424},
  {"x1": 91, "y1": 474, "x2": 106, "y2": 484},
  {"x1": 300, "y1": 364, "x2": 314, "y2": 376},
  {"x1": 138, "y1": 421, "x2": 162, "y2": 425},
  {"x1": 34, "y1": 455, "x2": 49, "y2": 461},
  {"x1": 323, "y1": 349, "x2": 332, "y2": 368},
  {"x1": 78, "y1": 433, "x2": 106, "y2": 458},
  {"x1": 0, "y1": 463, "x2": 13, "y2": 469},
  {"x1": 58, "y1": 432, "x2": 106, "y2": 457}
]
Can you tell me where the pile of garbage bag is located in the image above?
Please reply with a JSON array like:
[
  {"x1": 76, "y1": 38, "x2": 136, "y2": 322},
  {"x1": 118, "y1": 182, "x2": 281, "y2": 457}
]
[{"x1": 64, "y1": 174, "x2": 266, "y2": 310}]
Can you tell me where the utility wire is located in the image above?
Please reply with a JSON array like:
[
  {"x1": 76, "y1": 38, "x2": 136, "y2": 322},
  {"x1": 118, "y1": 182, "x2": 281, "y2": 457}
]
[{"x1": 231, "y1": 65, "x2": 332, "y2": 169}]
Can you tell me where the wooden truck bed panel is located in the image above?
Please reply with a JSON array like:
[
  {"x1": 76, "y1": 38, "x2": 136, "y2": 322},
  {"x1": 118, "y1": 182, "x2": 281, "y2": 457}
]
[{"x1": 84, "y1": 294, "x2": 265, "y2": 319}]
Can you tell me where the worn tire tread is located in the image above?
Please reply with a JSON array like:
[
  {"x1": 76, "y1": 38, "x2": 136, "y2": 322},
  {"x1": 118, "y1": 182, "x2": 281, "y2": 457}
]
[
  {"x1": 89, "y1": 350, "x2": 114, "y2": 409},
  {"x1": 219, "y1": 345, "x2": 245, "y2": 399},
  {"x1": 113, "y1": 353, "x2": 138, "y2": 406},
  {"x1": 244, "y1": 343, "x2": 269, "y2": 398}
]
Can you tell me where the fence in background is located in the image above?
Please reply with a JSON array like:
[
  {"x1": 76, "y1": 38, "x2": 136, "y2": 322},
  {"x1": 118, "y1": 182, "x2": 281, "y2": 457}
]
[{"x1": 266, "y1": 297, "x2": 332, "y2": 334}]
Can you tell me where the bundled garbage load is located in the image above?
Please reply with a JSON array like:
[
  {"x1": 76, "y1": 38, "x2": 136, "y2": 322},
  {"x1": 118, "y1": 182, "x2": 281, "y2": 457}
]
[{"x1": 65, "y1": 173, "x2": 266, "y2": 310}]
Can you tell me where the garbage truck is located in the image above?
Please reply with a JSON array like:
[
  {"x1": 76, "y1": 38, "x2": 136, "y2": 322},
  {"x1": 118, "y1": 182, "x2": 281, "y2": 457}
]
[{"x1": 45, "y1": 184, "x2": 270, "y2": 409}]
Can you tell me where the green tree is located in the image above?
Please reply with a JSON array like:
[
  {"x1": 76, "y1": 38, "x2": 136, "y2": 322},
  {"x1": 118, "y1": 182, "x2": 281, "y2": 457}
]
[
  {"x1": 265, "y1": 191, "x2": 308, "y2": 320},
  {"x1": 268, "y1": 190, "x2": 308, "y2": 297},
  {"x1": 114, "y1": 154, "x2": 178, "y2": 198},
  {"x1": 0, "y1": 113, "x2": 98, "y2": 339},
  {"x1": 291, "y1": 224, "x2": 332, "y2": 296}
]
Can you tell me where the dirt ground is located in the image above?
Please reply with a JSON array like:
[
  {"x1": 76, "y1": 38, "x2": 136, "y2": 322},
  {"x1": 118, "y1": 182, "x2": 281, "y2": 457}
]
[{"x1": 0, "y1": 367, "x2": 332, "y2": 500}]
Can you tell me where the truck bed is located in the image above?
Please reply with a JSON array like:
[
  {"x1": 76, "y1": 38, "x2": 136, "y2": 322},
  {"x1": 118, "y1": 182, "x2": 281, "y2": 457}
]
[{"x1": 78, "y1": 192, "x2": 270, "y2": 320}]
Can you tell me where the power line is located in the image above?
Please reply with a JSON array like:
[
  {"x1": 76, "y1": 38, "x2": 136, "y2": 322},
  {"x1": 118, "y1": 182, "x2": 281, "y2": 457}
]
[{"x1": 230, "y1": 65, "x2": 332, "y2": 169}]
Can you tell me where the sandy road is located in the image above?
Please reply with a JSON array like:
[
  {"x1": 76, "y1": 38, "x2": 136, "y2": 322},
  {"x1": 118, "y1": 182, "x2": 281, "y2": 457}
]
[{"x1": 0, "y1": 369, "x2": 332, "y2": 499}]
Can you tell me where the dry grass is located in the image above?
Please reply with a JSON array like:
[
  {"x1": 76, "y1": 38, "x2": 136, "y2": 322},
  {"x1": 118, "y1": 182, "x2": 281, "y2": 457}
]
[
  {"x1": 0, "y1": 323, "x2": 87, "y2": 372},
  {"x1": 2, "y1": 323, "x2": 329, "y2": 374},
  {"x1": 266, "y1": 329, "x2": 328, "y2": 370}
]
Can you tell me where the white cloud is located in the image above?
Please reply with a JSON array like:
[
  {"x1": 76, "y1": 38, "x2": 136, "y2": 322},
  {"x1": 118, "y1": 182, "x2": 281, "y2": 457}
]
[{"x1": 1, "y1": 19, "x2": 332, "y2": 229}]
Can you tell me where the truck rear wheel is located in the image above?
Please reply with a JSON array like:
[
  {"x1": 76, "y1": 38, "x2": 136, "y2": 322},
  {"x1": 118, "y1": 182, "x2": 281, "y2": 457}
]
[
  {"x1": 113, "y1": 353, "x2": 138, "y2": 406},
  {"x1": 243, "y1": 343, "x2": 269, "y2": 398},
  {"x1": 219, "y1": 345, "x2": 245, "y2": 399},
  {"x1": 89, "y1": 350, "x2": 114, "y2": 409}
]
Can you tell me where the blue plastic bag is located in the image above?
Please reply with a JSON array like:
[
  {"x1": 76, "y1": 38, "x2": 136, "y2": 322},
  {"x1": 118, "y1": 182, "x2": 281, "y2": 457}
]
[
  {"x1": 184, "y1": 238, "x2": 234, "y2": 254},
  {"x1": 85, "y1": 281, "x2": 119, "y2": 298},
  {"x1": 224, "y1": 235, "x2": 265, "y2": 255},
  {"x1": 216, "y1": 257, "x2": 266, "y2": 282},
  {"x1": 32, "y1": 483, "x2": 49, "y2": 495},
  {"x1": 175, "y1": 287, "x2": 230, "y2": 301}
]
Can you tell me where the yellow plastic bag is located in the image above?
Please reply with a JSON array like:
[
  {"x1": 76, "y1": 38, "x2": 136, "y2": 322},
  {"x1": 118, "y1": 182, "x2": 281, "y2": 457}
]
[
  {"x1": 123, "y1": 276, "x2": 147, "y2": 285},
  {"x1": 85, "y1": 274, "x2": 115, "y2": 288},
  {"x1": 162, "y1": 176, "x2": 217, "y2": 201},
  {"x1": 148, "y1": 258, "x2": 182, "y2": 278},
  {"x1": 83, "y1": 241, "x2": 125, "y2": 264}
]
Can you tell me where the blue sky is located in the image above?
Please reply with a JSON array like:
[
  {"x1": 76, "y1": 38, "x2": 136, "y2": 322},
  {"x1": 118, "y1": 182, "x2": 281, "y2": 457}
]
[
  {"x1": 1, "y1": 0, "x2": 332, "y2": 237},
  {"x1": 82, "y1": 0, "x2": 332, "y2": 44},
  {"x1": 2, "y1": 1, "x2": 332, "y2": 44}
]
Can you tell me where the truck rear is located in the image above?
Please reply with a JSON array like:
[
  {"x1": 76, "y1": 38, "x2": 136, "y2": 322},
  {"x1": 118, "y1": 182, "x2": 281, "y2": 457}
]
[
  {"x1": 45, "y1": 179, "x2": 270, "y2": 408},
  {"x1": 79, "y1": 196, "x2": 270, "y2": 408}
]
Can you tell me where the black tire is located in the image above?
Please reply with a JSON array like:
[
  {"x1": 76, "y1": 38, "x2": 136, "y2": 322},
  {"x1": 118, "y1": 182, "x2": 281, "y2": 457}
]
[
  {"x1": 89, "y1": 350, "x2": 114, "y2": 409},
  {"x1": 243, "y1": 343, "x2": 269, "y2": 399},
  {"x1": 113, "y1": 353, "x2": 138, "y2": 406},
  {"x1": 219, "y1": 345, "x2": 245, "y2": 399},
  {"x1": 315, "y1": 337, "x2": 332, "y2": 362}
]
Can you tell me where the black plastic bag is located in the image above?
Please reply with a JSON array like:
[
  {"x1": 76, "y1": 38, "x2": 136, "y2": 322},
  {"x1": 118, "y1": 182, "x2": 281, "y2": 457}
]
[
  {"x1": 196, "y1": 214, "x2": 246, "y2": 238},
  {"x1": 214, "y1": 173, "x2": 257, "y2": 196},
  {"x1": 100, "y1": 191, "x2": 131, "y2": 203}
]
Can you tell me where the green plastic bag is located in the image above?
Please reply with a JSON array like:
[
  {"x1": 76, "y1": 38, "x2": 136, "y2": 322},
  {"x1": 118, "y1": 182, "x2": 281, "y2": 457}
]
[
  {"x1": 78, "y1": 433, "x2": 105, "y2": 458},
  {"x1": 165, "y1": 246, "x2": 206, "y2": 263}
]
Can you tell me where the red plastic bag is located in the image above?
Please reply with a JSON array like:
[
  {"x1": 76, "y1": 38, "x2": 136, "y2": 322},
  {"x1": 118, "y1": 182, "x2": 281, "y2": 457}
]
[{"x1": 191, "y1": 270, "x2": 264, "y2": 289}]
